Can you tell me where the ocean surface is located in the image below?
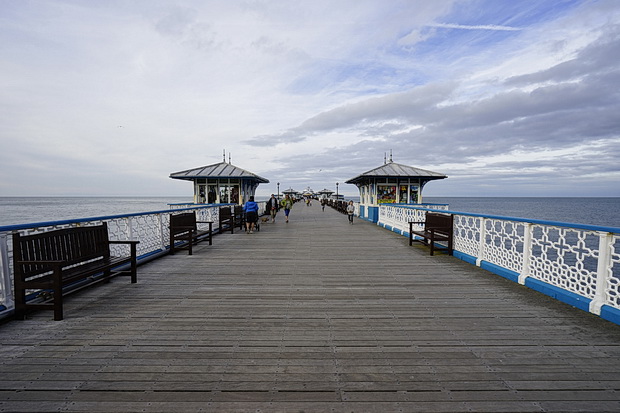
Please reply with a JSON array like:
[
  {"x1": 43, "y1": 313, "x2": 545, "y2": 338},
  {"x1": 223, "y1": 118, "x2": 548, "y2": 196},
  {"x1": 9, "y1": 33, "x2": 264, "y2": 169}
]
[{"x1": 0, "y1": 197, "x2": 619, "y2": 229}]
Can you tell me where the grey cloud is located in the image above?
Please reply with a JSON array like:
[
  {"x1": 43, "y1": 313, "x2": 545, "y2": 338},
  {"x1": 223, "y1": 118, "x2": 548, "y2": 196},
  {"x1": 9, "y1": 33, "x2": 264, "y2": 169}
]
[
  {"x1": 243, "y1": 130, "x2": 308, "y2": 147},
  {"x1": 506, "y1": 24, "x2": 620, "y2": 86},
  {"x1": 153, "y1": 6, "x2": 217, "y2": 50},
  {"x1": 298, "y1": 82, "x2": 456, "y2": 131},
  {"x1": 244, "y1": 82, "x2": 456, "y2": 148}
]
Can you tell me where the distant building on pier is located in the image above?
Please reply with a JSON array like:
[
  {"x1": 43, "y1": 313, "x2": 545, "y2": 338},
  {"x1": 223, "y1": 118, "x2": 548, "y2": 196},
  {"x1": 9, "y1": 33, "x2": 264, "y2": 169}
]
[
  {"x1": 317, "y1": 188, "x2": 335, "y2": 200},
  {"x1": 170, "y1": 156, "x2": 269, "y2": 205},
  {"x1": 345, "y1": 156, "x2": 447, "y2": 222},
  {"x1": 282, "y1": 187, "x2": 300, "y2": 200}
]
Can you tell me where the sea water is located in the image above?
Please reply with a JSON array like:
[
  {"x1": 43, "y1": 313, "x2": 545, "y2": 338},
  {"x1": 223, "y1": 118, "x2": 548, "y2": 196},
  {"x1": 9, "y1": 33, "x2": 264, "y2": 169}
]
[
  {"x1": 0, "y1": 197, "x2": 191, "y2": 227},
  {"x1": 425, "y1": 197, "x2": 620, "y2": 228},
  {"x1": 0, "y1": 197, "x2": 619, "y2": 229}
]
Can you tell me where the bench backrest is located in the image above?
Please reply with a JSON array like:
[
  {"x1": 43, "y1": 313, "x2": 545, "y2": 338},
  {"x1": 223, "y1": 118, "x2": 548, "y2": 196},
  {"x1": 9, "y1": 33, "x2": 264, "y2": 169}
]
[
  {"x1": 13, "y1": 223, "x2": 111, "y2": 280},
  {"x1": 219, "y1": 206, "x2": 232, "y2": 222},
  {"x1": 170, "y1": 212, "x2": 197, "y2": 235},
  {"x1": 233, "y1": 205, "x2": 244, "y2": 224},
  {"x1": 425, "y1": 212, "x2": 453, "y2": 235}
]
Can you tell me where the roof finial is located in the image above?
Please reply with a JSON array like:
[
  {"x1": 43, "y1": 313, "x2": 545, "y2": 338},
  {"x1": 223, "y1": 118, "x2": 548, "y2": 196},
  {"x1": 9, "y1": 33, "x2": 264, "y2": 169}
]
[
  {"x1": 223, "y1": 149, "x2": 226, "y2": 163},
  {"x1": 389, "y1": 149, "x2": 393, "y2": 163},
  {"x1": 384, "y1": 152, "x2": 387, "y2": 165},
  {"x1": 229, "y1": 153, "x2": 231, "y2": 164}
]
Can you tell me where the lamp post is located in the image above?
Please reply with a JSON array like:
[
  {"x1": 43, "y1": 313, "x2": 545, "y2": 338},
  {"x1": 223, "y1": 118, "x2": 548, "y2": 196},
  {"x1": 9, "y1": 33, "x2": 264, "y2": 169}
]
[
  {"x1": 277, "y1": 182, "x2": 280, "y2": 199},
  {"x1": 336, "y1": 182, "x2": 339, "y2": 199}
]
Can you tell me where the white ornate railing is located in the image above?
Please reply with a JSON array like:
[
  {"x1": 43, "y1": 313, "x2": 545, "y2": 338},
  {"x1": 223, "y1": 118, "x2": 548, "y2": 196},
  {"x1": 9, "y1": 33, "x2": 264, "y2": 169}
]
[
  {"x1": 379, "y1": 205, "x2": 620, "y2": 324},
  {"x1": 0, "y1": 204, "x2": 227, "y2": 317},
  {"x1": 378, "y1": 203, "x2": 449, "y2": 232}
]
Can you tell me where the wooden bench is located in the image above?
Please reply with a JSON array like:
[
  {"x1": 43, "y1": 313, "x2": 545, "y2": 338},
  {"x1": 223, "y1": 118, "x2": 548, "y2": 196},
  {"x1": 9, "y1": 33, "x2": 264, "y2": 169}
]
[
  {"x1": 409, "y1": 212, "x2": 454, "y2": 256},
  {"x1": 169, "y1": 212, "x2": 213, "y2": 255},
  {"x1": 219, "y1": 206, "x2": 234, "y2": 234},
  {"x1": 233, "y1": 205, "x2": 245, "y2": 230},
  {"x1": 12, "y1": 223, "x2": 139, "y2": 321}
]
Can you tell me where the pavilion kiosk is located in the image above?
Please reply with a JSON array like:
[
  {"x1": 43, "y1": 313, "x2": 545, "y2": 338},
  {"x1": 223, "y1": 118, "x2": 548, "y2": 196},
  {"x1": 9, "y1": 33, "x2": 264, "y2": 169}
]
[
  {"x1": 170, "y1": 160, "x2": 269, "y2": 205},
  {"x1": 345, "y1": 159, "x2": 447, "y2": 223},
  {"x1": 282, "y1": 187, "x2": 299, "y2": 201},
  {"x1": 317, "y1": 188, "x2": 335, "y2": 200}
]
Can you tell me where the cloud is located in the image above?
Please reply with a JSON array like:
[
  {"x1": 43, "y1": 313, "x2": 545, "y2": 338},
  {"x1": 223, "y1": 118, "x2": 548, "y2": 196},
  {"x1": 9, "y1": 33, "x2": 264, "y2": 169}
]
[
  {"x1": 1, "y1": 0, "x2": 619, "y2": 198},
  {"x1": 429, "y1": 23, "x2": 522, "y2": 31}
]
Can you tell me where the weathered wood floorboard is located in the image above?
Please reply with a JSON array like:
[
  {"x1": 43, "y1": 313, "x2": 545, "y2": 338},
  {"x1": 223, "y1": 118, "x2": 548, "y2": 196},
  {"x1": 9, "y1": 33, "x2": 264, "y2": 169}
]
[{"x1": 1, "y1": 202, "x2": 619, "y2": 412}]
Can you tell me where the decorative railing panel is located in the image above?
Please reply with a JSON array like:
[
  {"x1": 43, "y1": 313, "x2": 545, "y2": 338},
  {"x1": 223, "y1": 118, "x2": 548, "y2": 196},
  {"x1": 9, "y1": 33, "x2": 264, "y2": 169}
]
[
  {"x1": 453, "y1": 215, "x2": 481, "y2": 258},
  {"x1": 484, "y1": 219, "x2": 525, "y2": 274},
  {"x1": 529, "y1": 225, "x2": 600, "y2": 298}
]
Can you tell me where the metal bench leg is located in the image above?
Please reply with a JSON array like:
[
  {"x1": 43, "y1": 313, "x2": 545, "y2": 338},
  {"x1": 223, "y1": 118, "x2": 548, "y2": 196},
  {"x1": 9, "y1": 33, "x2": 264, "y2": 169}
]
[{"x1": 53, "y1": 267, "x2": 64, "y2": 321}]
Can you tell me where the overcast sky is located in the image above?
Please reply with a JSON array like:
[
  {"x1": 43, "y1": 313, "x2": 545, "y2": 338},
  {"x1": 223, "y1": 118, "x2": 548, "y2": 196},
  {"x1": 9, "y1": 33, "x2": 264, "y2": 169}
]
[{"x1": 1, "y1": 0, "x2": 619, "y2": 198}]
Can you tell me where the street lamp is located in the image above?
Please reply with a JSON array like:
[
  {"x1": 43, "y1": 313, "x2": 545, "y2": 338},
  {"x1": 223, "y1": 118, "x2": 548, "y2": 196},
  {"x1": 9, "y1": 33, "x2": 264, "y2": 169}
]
[
  {"x1": 277, "y1": 182, "x2": 280, "y2": 199},
  {"x1": 336, "y1": 182, "x2": 339, "y2": 199}
]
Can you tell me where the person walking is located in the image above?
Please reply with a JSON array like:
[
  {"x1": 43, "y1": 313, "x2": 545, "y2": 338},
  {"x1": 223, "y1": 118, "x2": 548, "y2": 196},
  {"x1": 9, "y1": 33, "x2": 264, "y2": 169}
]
[
  {"x1": 346, "y1": 200, "x2": 355, "y2": 224},
  {"x1": 266, "y1": 194, "x2": 278, "y2": 223},
  {"x1": 280, "y1": 194, "x2": 293, "y2": 223},
  {"x1": 243, "y1": 196, "x2": 259, "y2": 233}
]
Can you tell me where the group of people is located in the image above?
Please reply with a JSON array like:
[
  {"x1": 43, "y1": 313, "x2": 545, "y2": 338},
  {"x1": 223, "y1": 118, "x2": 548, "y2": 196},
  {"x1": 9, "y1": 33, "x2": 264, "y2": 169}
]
[
  {"x1": 242, "y1": 194, "x2": 293, "y2": 233},
  {"x1": 242, "y1": 194, "x2": 355, "y2": 233}
]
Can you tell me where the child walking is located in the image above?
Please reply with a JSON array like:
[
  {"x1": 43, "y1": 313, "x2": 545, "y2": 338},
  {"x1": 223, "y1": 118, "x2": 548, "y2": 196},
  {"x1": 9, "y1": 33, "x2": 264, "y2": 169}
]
[{"x1": 346, "y1": 201, "x2": 355, "y2": 224}]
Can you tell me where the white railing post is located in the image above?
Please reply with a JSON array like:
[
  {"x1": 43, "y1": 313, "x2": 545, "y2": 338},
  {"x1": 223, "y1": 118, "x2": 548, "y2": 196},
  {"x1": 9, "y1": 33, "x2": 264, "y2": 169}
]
[
  {"x1": 518, "y1": 223, "x2": 533, "y2": 285},
  {"x1": 589, "y1": 232, "x2": 613, "y2": 315},
  {"x1": 0, "y1": 233, "x2": 14, "y2": 310},
  {"x1": 476, "y1": 217, "x2": 486, "y2": 267}
]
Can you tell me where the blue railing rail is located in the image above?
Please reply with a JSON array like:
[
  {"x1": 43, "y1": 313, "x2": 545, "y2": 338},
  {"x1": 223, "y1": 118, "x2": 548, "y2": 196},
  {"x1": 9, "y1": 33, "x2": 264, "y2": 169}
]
[
  {"x1": 0, "y1": 202, "x2": 266, "y2": 318},
  {"x1": 378, "y1": 204, "x2": 620, "y2": 325}
]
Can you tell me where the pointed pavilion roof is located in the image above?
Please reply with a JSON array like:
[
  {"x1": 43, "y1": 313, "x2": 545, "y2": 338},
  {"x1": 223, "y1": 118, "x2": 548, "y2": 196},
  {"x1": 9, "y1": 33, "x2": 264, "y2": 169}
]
[
  {"x1": 345, "y1": 161, "x2": 446, "y2": 184},
  {"x1": 170, "y1": 162, "x2": 269, "y2": 183}
]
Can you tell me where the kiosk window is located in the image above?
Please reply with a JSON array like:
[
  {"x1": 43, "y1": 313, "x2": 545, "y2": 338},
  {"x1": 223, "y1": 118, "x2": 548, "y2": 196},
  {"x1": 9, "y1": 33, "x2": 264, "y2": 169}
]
[
  {"x1": 410, "y1": 185, "x2": 419, "y2": 203},
  {"x1": 377, "y1": 185, "x2": 397, "y2": 204}
]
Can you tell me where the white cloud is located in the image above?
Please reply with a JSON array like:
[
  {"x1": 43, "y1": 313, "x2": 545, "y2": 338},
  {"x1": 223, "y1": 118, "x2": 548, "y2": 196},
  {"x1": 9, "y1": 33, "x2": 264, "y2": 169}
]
[
  {"x1": 429, "y1": 23, "x2": 522, "y2": 31},
  {"x1": 1, "y1": 0, "x2": 619, "y2": 198}
]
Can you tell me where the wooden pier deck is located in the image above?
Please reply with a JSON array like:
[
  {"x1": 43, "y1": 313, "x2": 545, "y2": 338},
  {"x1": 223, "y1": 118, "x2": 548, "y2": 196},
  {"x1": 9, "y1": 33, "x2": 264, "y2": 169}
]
[{"x1": 1, "y1": 203, "x2": 619, "y2": 412}]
